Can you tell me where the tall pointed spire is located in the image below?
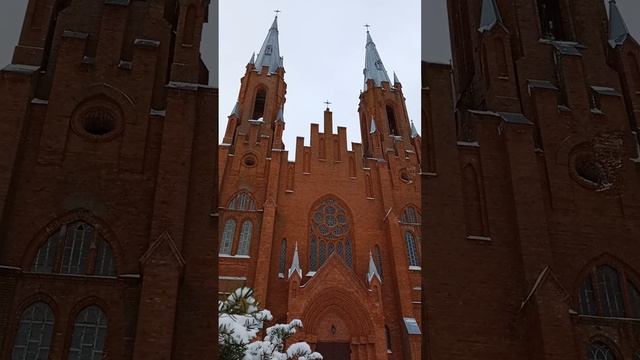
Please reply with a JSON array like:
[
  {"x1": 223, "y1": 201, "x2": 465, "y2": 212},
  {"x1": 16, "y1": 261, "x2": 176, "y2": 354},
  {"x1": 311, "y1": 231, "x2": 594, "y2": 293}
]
[
  {"x1": 608, "y1": 0, "x2": 630, "y2": 48},
  {"x1": 249, "y1": 52, "x2": 256, "y2": 65},
  {"x1": 367, "y1": 251, "x2": 382, "y2": 284},
  {"x1": 393, "y1": 71, "x2": 400, "y2": 85},
  {"x1": 288, "y1": 243, "x2": 302, "y2": 279},
  {"x1": 255, "y1": 15, "x2": 283, "y2": 74},
  {"x1": 478, "y1": 0, "x2": 503, "y2": 33},
  {"x1": 229, "y1": 101, "x2": 240, "y2": 118},
  {"x1": 363, "y1": 29, "x2": 391, "y2": 90},
  {"x1": 410, "y1": 120, "x2": 419, "y2": 138},
  {"x1": 370, "y1": 118, "x2": 378, "y2": 134}
]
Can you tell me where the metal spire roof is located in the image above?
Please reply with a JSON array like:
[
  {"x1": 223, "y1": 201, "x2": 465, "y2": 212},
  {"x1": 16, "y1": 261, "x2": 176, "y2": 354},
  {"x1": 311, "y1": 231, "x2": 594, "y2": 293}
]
[
  {"x1": 288, "y1": 243, "x2": 302, "y2": 279},
  {"x1": 478, "y1": 0, "x2": 503, "y2": 33},
  {"x1": 370, "y1": 118, "x2": 378, "y2": 134},
  {"x1": 249, "y1": 52, "x2": 255, "y2": 65},
  {"x1": 229, "y1": 101, "x2": 240, "y2": 117},
  {"x1": 363, "y1": 30, "x2": 391, "y2": 90},
  {"x1": 255, "y1": 16, "x2": 283, "y2": 74},
  {"x1": 411, "y1": 120, "x2": 419, "y2": 138},
  {"x1": 367, "y1": 251, "x2": 382, "y2": 284},
  {"x1": 608, "y1": 0, "x2": 630, "y2": 48}
]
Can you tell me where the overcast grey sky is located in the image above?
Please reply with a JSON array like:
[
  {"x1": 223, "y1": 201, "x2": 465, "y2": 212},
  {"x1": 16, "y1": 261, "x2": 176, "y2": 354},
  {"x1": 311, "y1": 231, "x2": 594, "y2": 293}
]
[{"x1": 219, "y1": 0, "x2": 421, "y2": 157}]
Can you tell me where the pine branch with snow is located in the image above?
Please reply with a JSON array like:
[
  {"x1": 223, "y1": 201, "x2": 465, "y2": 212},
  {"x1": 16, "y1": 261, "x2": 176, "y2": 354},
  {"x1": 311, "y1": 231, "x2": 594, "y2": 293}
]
[{"x1": 218, "y1": 287, "x2": 322, "y2": 360}]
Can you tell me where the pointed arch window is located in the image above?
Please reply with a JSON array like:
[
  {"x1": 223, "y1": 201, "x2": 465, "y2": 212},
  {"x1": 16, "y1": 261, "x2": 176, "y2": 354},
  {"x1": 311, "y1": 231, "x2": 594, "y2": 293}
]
[
  {"x1": 587, "y1": 342, "x2": 615, "y2": 360},
  {"x1": 220, "y1": 220, "x2": 236, "y2": 255},
  {"x1": 537, "y1": 0, "x2": 566, "y2": 40},
  {"x1": 628, "y1": 281, "x2": 640, "y2": 318},
  {"x1": 31, "y1": 221, "x2": 117, "y2": 277},
  {"x1": 237, "y1": 221, "x2": 253, "y2": 256},
  {"x1": 597, "y1": 265, "x2": 625, "y2": 317},
  {"x1": 578, "y1": 276, "x2": 597, "y2": 316},
  {"x1": 252, "y1": 89, "x2": 267, "y2": 120},
  {"x1": 12, "y1": 302, "x2": 55, "y2": 360},
  {"x1": 404, "y1": 231, "x2": 419, "y2": 268},
  {"x1": 400, "y1": 206, "x2": 421, "y2": 225},
  {"x1": 385, "y1": 326, "x2": 392, "y2": 352},
  {"x1": 309, "y1": 198, "x2": 353, "y2": 269},
  {"x1": 577, "y1": 264, "x2": 640, "y2": 319},
  {"x1": 227, "y1": 192, "x2": 257, "y2": 211},
  {"x1": 68, "y1": 306, "x2": 107, "y2": 360},
  {"x1": 386, "y1": 105, "x2": 398, "y2": 136}
]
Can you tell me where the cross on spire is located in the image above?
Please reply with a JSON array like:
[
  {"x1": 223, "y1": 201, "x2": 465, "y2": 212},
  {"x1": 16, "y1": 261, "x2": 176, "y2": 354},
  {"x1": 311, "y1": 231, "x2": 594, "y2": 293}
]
[
  {"x1": 274, "y1": 9, "x2": 281, "y2": 17},
  {"x1": 364, "y1": 24, "x2": 371, "y2": 32},
  {"x1": 324, "y1": 100, "x2": 332, "y2": 110}
]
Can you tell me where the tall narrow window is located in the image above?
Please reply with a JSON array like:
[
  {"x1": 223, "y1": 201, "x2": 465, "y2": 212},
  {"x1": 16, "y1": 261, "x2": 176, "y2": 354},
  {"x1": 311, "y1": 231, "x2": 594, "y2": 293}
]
[
  {"x1": 386, "y1": 105, "x2": 398, "y2": 136},
  {"x1": 12, "y1": 302, "x2": 55, "y2": 360},
  {"x1": 578, "y1": 276, "x2": 597, "y2": 316},
  {"x1": 374, "y1": 245, "x2": 384, "y2": 280},
  {"x1": 462, "y1": 165, "x2": 485, "y2": 236},
  {"x1": 252, "y1": 89, "x2": 267, "y2": 120},
  {"x1": 597, "y1": 265, "x2": 625, "y2": 317},
  {"x1": 32, "y1": 235, "x2": 58, "y2": 273},
  {"x1": 95, "y1": 239, "x2": 115, "y2": 277},
  {"x1": 348, "y1": 156, "x2": 356, "y2": 178},
  {"x1": 309, "y1": 198, "x2": 352, "y2": 269},
  {"x1": 495, "y1": 38, "x2": 508, "y2": 78},
  {"x1": 405, "y1": 231, "x2": 419, "y2": 267},
  {"x1": 629, "y1": 53, "x2": 640, "y2": 92},
  {"x1": 278, "y1": 239, "x2": 287, "y2": 277},
  {"x1": 61, "y1": 222, "x2": 92, "y2": 274},
  {"x1": 537, "y1": 0, "x2": 565, "y2": 40},
  {"x1": 182, "y1": 5, "x2": 196, "y2": 45},
  {"x1": 237, "y1": 221, "x2": 253, "y2": 256},
  {"x1": 628, "y1": 281, "x2": 640, "y2": 318},
  {"x1": 68, "y1": 306, "x2": 107, "y2": 360},
  {"x1": 587, "y1": 342, "x2": 615, "y2": 360},
  {"x1": 220, "y1": 220, "x2": 236, "y2": 255},
  {"x1": 385, "y1": 326, "x2": 392, "y2": 352},
  {"x1": 319, "y1": 138, "x2": 326, "y2": 159}
]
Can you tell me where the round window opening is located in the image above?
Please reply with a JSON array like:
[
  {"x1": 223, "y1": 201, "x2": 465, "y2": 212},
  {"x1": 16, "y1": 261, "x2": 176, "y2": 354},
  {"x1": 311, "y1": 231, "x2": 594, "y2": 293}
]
[
  {"x1": 82, "y1": 108, "x2": 116, "y2": 137},
  {"x1": 571, "y1": 151, "x2": 607, "y2": 189},
  {"x1": 243, "y1": 155, "x2": 257, "y2": 167}
]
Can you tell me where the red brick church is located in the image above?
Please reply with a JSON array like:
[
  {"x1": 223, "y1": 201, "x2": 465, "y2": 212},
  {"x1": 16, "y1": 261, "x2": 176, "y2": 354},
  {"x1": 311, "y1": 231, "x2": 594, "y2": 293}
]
[
  {"x1": 218, "y1": 15, "x2": 422, "y2": 360},
  {"x1": 423, "y1": 0, "x2": 640, "y2": 359}
]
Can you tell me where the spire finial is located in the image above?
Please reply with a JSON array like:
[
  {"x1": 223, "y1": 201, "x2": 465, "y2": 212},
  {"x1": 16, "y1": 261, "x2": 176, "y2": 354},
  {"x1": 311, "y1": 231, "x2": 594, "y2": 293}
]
[
  {"x1": 364, "y1": 24, "x2": 371, "y2": 32},
  {"x1": 411, "y1": 120, "x2": 419, "y2": 138},
  {"x1": 288, "y1": 242, "x2": 302, "y2": 279},
  {"x1": 324, "y1": 100, "x2": 332, "y2": 111},
  {"x1": 367, "y1": 250, "x2": 382, "y2": 284},
  {"x1": 274, "y1": 9, "x2": 281, "y2": 17}
]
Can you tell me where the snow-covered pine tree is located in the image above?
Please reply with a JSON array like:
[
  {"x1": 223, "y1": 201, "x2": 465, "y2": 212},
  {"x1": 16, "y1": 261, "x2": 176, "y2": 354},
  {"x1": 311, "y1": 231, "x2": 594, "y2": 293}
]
[{"x1": 218, "y1": 287, "x2": 323, "y2": 360}]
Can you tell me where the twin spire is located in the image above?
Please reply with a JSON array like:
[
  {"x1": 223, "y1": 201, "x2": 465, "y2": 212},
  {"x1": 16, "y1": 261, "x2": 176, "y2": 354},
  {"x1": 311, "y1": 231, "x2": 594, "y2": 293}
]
[{"x1": 253, "y1": 16, "x2": 283, "y2": 74}]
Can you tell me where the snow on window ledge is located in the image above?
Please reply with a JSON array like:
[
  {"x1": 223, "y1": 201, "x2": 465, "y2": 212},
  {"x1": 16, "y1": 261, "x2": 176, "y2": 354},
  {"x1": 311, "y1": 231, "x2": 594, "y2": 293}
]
[
  {"x1": 219, "y1": 254, "x2": 251, "y2": 259},
  {"x1": 305, "y1": 271, "x2": 316, "y2": 277},
  {"x1": 466, "y1": 235, "x2": 492, "y2": 242},
  {"x1": 408, "y1": 266, "x2": 422, "y2": 271},
  {"x1": 278, "y1": 273, "x2": 284, "y2": 279}
]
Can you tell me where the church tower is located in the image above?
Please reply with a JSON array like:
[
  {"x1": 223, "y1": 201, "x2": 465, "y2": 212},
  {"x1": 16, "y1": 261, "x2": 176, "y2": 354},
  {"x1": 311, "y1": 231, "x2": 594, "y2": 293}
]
[
  {"x1": 423, "y1": 0, "x2": 640, "y2": 358},
  {"x1": 0, "y1": 0, "x2": 218, "y2": 359},
  {"x1": 218, "y1": 16, "x2": 422, "y2": 359},
  {"x1": 359, "y1": 30, "x2": 420, "y2": 162}
]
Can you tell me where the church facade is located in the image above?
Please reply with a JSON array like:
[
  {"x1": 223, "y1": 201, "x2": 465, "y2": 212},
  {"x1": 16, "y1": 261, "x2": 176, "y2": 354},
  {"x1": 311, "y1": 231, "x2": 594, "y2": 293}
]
[
  {"x1": 423, "y1": 0, "x2": 640, "y2": 359},
  {"x1": 218, "y1": 16, "x2": 422, "y2": 360}
]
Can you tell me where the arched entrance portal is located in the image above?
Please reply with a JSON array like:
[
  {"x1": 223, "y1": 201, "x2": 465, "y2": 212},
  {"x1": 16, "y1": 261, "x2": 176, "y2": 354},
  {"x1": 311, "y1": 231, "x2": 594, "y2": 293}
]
[{"x1": 287, "y1": 255, "x2": 387, "y2": 360}]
